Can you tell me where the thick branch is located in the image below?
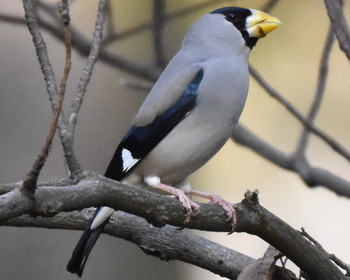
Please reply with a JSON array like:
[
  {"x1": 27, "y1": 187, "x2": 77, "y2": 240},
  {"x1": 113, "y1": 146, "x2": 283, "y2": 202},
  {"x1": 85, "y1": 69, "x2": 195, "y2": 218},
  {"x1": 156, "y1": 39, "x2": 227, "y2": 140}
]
[
  {"x1": 0, "y1": 175, "x2": 346, "y2": 279},
  {"x1": 5, "y1": 210, "x2": 254, "y2": 279}
]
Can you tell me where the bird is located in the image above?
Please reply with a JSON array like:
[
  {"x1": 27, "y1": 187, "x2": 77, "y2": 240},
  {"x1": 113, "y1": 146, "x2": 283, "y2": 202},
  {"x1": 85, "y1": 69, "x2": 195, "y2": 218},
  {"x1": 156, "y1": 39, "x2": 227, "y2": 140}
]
[{"x1": 67, "y1": 6, "x2": 281, "y2": 276}]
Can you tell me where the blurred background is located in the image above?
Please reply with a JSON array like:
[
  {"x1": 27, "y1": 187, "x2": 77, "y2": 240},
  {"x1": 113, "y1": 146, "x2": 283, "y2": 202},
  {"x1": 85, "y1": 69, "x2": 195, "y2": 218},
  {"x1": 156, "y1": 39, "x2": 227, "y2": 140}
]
[{"x1": 0, "y1": 0, "x2": 350, "y2": 279}]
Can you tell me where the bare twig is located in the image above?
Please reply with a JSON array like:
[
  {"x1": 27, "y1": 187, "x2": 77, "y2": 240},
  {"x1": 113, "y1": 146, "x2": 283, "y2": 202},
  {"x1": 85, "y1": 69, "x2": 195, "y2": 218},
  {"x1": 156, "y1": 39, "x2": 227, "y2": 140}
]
[
  {"x1": 301, "y1": 228, "x2": 350, "y2": 276},
  {"x1": 22, "y1": 0, "x2": 59, "y2": 108},
  {"x1": 67, "y1": 0, "x2": 107, "y2": 137},
  {"x1": 0, "y1": 13, "x2": 26, "y2": 25},
  {"x1": 58, "y1": 1, "x2": 72, "y2": 98},
  {"x1": 249, "y1": 65, "x2": 350, "y2": 162},
  {"x1": 102, "y1": 0, "x2": 228, "y2": 46},
  {"x1": 324, "y1": 0, "x2": 350, "y2": 61},
  {"x1": 3, "y1": 0, "x2": 71, "y2": 206},
  {"x1": 231, "y1": 124, "x2": 350, "y2": 197},
  {"x1": 21, "y1": 73, "x2": 65, "y2": 192},
  {"x1": 58, "y1": 0, "x2": 70, "y2": 26},
  {"x1": 22, "y1": 0, "x2": 82, "y2": 177},
  {"x1": 105, "y1": 0, "x2": 116, "y2": 37},
  {"x1": 120, "y1": 79, "x2": 153, "y2": 92},
  {"x1": 21, "y1": 0, "x2": 72, "y2": 193},
  {"x1": 262, "y1": 0, "x2": 279, "y2": 12},
  {"x1": 0, "y1": 0, "x2": 161, "y2": 82},
  {"x1": 296, "y1": 27, "x2": 335, "y2": 155},
  {"x1": 36, "y1": 0, "x2": 160, "y2": 81},
  {"x1": 152, "y1": 0, "x2": 167, "y2": 68}
]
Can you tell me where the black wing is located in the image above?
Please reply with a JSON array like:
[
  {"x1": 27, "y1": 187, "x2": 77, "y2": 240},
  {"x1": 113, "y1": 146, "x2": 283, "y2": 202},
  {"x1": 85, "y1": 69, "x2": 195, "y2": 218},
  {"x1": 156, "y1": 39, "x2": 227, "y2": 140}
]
[{"x1": 104, "y1": 68, "x2": 204, "y2": 181}]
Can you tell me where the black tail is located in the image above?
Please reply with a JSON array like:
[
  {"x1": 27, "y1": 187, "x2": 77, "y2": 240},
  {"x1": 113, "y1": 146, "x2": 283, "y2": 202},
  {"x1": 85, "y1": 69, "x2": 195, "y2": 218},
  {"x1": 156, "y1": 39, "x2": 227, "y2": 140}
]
[
  {"x1": 67, "y1": 140, "x2": 126, "y2": 276},
  {"x1": 67, "y1": 208, "x2": 107, "y2": 277}
]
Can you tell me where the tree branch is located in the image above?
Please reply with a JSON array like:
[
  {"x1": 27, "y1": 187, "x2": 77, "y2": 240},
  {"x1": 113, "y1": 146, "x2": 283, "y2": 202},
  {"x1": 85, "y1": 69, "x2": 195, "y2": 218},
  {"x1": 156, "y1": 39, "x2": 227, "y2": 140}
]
[
  {"x1": 0, "y1": 176, "x2": 346, "y2": 279},
  {"x1": 152, "y1": 0, "x2": 167, "y2": 69},
  {"x1": 296, "y1": 27, "x2": 334, "y2": 156},
  {"x1": 249, "y1": 65, "x2": 350, "y2": 162},
  {"x1": 301, "y1": 228, "x2": 350, "y2": 276},
  {"x1": 231, "y1": 125, "x2": 350, "y2": 197},
  {"x1": 261, "y1": 0, "x2": 280, "y2": 12},
  {"x1": 36, "y1": 0, "x2": 160, "y2": 81},
  {"x1": 67, "y1": 0, "x2": 107, "y2": 137},
  {"x1": 5, "y1": 210, "x2": 254, "y2": 279},
  {"x1": 20, "y1": 0, "x2": 72, "y2": 195},
  {"x1": 324, "y1": 0, "x2": 350, "y2": 61},
  {"x1": 104, "y1": 0, "x2": 116, "y2": 37},
  {"x1": 22, "y1": 0, "x2": 82, "y2": 176},
  {"x1": 2, "y1": 2, "x2": 350, "y2": 279},
  {"x1": 101, "y1": 0, "x2": 228, "y2": 46}
]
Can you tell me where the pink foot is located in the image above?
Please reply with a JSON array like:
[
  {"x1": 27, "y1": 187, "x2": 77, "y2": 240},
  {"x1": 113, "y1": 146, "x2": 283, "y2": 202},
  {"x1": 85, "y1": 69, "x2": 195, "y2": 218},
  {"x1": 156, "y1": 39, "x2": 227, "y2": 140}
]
[
  {"x1": 148, "y1": 179, "x2": 200, "y2": 223},
  {"x1": 189, "y1": 190, "x2": 238, "y2": 226}
]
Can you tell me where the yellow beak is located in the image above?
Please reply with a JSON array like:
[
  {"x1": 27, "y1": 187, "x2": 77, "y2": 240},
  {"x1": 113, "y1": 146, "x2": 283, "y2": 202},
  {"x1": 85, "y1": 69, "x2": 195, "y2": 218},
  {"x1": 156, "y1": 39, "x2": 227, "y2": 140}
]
[{"x1": 246, "y1": 10, "x2": 281, "y2": 38}]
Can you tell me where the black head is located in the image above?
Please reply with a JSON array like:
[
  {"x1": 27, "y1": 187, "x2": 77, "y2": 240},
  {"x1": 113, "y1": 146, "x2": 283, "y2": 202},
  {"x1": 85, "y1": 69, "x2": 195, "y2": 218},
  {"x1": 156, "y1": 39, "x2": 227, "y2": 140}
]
[{"x1": 211, "y1": 7, "x2": 258, "y2": 49}]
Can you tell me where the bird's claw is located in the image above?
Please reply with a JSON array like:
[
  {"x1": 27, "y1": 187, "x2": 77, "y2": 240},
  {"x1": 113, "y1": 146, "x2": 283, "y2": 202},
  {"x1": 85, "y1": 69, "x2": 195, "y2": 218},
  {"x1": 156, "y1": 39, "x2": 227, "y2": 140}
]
[
  {"x1": 189, "y1": 190, "x2": 238, "y2": 230},
  {"x1": 153, "y1": 183, "x2": 200, "y2": 224},
  {"x1": 174, "y1": 188, "x2": 200, "y2": 223},
  {"x1": 208, "y1": 194, "x2": 238, "y2": 225}
]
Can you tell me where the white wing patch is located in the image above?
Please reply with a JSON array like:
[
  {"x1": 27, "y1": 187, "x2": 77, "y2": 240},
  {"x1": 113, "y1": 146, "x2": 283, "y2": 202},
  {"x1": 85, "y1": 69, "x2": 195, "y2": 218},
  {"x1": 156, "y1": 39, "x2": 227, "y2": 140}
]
[{"x1": 122, "y1": 148, "x2": 140, "y2": 172}]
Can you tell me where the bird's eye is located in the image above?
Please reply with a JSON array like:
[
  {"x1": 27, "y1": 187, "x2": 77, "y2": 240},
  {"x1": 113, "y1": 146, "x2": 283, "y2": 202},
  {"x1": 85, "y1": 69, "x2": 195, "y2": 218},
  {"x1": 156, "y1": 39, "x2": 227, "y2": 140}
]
[{"x1": 225, "y1": 13, "x2": 237, "y2": 23}]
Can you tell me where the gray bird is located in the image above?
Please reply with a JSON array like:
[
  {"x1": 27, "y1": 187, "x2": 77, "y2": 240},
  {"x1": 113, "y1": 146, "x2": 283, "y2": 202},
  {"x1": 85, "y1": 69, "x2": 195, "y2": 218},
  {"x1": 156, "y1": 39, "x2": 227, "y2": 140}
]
[{"x1": 67, "y1": 6, "x2": 280, "y2": 276}]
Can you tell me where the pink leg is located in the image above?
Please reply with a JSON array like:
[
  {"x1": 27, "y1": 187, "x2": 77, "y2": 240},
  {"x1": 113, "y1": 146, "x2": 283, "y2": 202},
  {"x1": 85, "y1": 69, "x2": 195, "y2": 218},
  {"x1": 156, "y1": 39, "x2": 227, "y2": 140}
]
[
  {"x1": 189, "y1": 189, "x2": 238, "y2": 225},
  {"x1": 153, "y1": 183, "x2": 200, "y2": 223}
]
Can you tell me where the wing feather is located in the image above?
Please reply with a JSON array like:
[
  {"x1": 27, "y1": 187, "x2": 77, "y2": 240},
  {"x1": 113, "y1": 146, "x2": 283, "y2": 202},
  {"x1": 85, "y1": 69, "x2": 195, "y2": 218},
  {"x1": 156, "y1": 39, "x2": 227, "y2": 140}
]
[{"x1": 104, "y1": 68, "x2": 204, "y2": 181}]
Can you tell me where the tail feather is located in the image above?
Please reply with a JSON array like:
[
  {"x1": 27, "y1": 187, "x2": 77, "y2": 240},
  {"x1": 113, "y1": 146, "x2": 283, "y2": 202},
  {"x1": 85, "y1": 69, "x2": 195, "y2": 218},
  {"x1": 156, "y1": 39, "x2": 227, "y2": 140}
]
[{"x1": 67, "y1": 208, "x2": 108, "y2": 277}]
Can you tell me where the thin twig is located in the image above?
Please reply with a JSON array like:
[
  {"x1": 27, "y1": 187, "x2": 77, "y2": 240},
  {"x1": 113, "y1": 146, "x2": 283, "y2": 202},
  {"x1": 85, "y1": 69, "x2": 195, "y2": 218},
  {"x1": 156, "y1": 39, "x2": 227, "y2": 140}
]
[
  {"x1": 21, "y1": 0, "x2": 72, "y2": 192},
  {"x1": 0, "y1": 13, "x2": 26, "y2": 25},
  {"x1": 22, "y1": 0, "x2": 59, "y2": 107},
  {"x1": 36, "y1": 0, "x2": 158, "y2": 81},
  {"x1": 67, "y1": 0, "x2": 107, "y2": 137},
  {"x1": 102, "y1": 0, "x2": 228, "y2": 46},
  {"x1": 324, "y1": 0, "x2": 350, "y2": 61},
  {"x1": 296, "y1": 27, "x2": 335, "y2": 155},
  {"x1": 262, "y1": 0, "x2": 279, "y2": 12},
  {"x1": 37, "y1": 8, "x2": 160, "y2": 81},
  {"x1": 105, "y1": 0, "x2": 116, "y2": 36},
  {"x1": 301, "y1": 228, "x2": 350, "y2": 276},
  {"x1": 21, "y1": 94, "x2": 64, "y2": 192},
  {"x1": 0, "y1": 3, "x2": 160, "y2": 81},
  {"x1": 152, "y1": 0, "x2": 167, "y2": 68},
  {"x1": 120, "y1": 79, "x2": 153, "y2": 92},
  {"x1": 231, "y1": 124, "x2": 350, "y2": 197},
  {"x1": 22, "y1": 0, "x2": 81, "y2": 178},
  {"x1": 249, "y1": 65, "x2": 350, "y2": 162}
]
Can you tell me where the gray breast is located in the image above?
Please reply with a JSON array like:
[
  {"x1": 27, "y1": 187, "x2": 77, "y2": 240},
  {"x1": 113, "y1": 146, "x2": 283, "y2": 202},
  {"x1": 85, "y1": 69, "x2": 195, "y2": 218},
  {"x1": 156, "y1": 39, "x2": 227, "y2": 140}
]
[{"x1": 131, "y1": 55, "x2": 249, "y2": 185}]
